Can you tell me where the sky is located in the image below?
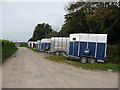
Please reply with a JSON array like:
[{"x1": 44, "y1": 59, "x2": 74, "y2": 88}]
[
  {"x1": 1, "y1": 0, "x2": 117, "y2": 42},
  {"x1": 1, "y1": 1, "x2": 72, "y2": 42}
]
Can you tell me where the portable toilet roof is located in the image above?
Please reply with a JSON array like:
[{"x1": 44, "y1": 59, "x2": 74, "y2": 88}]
[
  {"x1": 41, "y1": 38, "x2": 51, "y2": 43},
  {"x1": 37, "y1": 40, "x2": 41, "y2": 44},
  {"x1": 70, "y1": 33, "x2": 107, "y2": 43}
]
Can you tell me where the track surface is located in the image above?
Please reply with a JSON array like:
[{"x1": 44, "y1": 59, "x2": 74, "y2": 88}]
[{"x1": 2, "y1": 47, "x2": 118, "y2": 88}]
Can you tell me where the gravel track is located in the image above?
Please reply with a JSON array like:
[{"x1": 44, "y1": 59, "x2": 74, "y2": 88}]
[{"x1": 2, "y1": 47, "x2": 118, "y2": 88}]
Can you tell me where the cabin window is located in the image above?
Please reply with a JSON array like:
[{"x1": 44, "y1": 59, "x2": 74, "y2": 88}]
[{"x1": 73, "y1": 38, "x2": 76, "y2": 41}]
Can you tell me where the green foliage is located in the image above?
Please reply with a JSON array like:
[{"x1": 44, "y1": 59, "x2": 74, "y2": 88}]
[
  {"x1": 106, "y1": 45, "x2": 120, "y2": 64},
  {"x1": 59, "y1": 2, "x2": 120, "y2": 44},
  {"x1": 44, "y1": 31, "x2": 58, "y2": 38},
  {"x1": 2, "y1": 40, "x2": 17, "y2": 63},
  {"x1": 45, "y1": 56, "x2": 120, "y2": 71},
  {"x1": 29, "y1": 23, "x2": 54, "y2": 41},
  {"x1": 20, "y1": 43, "x2": 28, "y2": 47}
]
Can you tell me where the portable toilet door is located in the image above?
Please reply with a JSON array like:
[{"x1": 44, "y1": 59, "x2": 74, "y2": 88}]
[
  {"x1": 37, "y1": 40, "x2": 41, "y2": 50},
  {"x1": 30, "y1": 43, "x2": 31, "y2": 48},
  {"x1": 33, "y1": 42, "x2": 37, "y2": 49},
  {"x1": 69, "y1": 33, "x2": 83, "y2": 57},
  {"x1": 95, "y1": 34, "x2": 107, "y2": 62},
  {"x1": 33, "y1": 43, "x2": 36, "y2": 48}
]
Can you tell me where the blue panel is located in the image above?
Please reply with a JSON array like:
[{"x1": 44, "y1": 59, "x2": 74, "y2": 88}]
[
  {"x1": 40, "y1": 43, "x2": 51, "y2": 50},
  {"x1": 88, "y1": 42, "x2": 96, "y2": 57},
  {"x1": 96, "y1": 43, "x2": 106, "y2": 60},
  {"x1": 69, "y1": 42, "x2": 73, "y2": 55},
  {"x1": 79, "y1": 42, "x2": 87, "y2": 57},
  {"x1": 73, "y1": 42, "x2": 79, "y2": 57},
  {"x1": 41, "y1": 43, "x2": 45, "y2": 50},
  {"x1": 45, "y1": 43, "x2": 51, "y2": 50},
  {"x1": 48, "y1": 43, "x2": 51, "y2": 49}
]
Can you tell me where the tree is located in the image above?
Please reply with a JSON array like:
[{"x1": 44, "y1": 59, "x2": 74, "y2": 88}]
[
  {"x1": 44, "y1": 31, "x2": 58, "y2": 38},
  {"x1": 59, "y1": 1, "x2": 120, "y2": 44},
  {"x1": 29, "y1": 23, "x2": 53, "y2": 41}
]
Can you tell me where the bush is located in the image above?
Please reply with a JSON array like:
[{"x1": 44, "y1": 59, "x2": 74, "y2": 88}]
[
  {"x1": 1, "y1": 40, "x2": 17, "y2": 63},
  {"x1": 106, "y1": 45, "x2": 119, "y2": 64}
]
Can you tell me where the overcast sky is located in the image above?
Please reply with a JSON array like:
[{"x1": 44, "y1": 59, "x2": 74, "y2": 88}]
[{"x1": 1, "y1": 1, "x2": 71, "y2": 42}]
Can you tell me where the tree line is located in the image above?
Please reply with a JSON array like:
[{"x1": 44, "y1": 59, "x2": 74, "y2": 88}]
[{"x1": 29, "y1": 1, "x2": 120, "y2": 45}]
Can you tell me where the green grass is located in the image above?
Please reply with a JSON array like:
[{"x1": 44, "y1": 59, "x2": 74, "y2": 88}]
[
  {"x1": 1, "y1": 40, "x2": 17, "y2": 64},
  {"x1": 45, "y1": 56, "x2": 120, "y2": 71},
  {"x1": 20, "y1": 43, "x2": 28, "y2": 47},
  {"x1": 28, "y1": 47, "x2": 43, "y2": 52}
]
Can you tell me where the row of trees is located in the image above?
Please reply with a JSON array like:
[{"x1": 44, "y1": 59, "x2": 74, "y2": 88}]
[{"x1": 29, "y1": 1, "x2": 120, "y2": 44}]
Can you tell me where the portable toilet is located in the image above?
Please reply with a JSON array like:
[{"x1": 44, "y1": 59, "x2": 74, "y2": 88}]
[
  {"x1": 40, "y1": 38, "x2": 51, "y2": 51},
  {"x1": 33, "y1": 42, "x2": 37, "y2": 49},
  {"x1": 28, "y1": 41, "x2": 35, "y2": 48},
  {"x1": 37, "y1": 40, "x2": 41, "y2": 50},
  {"x1": 69, "y1": 33, "x2": 107, "y2": 63},
  {"x1": 28, "y1": 41, "x2": 31, "y2": 48}
]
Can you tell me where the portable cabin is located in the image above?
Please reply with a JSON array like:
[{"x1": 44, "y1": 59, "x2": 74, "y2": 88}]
[
  {"x1": 40, "y1": 38, "x2": 51, "y2": 51},
  {"x1": 50, "y1": 37, "x2": 69, "y2": 56},
  {"x1": 28, "y1": 41, "x2": 37, "y2": 48},
  {"x1": 69, "y1": 33, "x2": 107, "y2": 63},
  {"x1": 36, "y1": 40, "x2": 41, "y2": 50},
  {"x1": 28, "y1": 41, "x2": 31, "y2": 48},
  {"x1": 33, "y1": 42, "x2": 37, "y2": 49},
  {"x1": 28, "y1": 41, "x2": 34, "y2": 48}
]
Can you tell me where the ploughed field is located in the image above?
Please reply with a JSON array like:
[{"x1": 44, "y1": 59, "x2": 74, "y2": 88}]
[{"x1": 2, "y1": 47, "x2": 118, "y2": 88}]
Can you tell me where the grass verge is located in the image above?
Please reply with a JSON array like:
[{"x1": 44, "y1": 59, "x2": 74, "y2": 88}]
[
  {"x1": 28, "y1": 47, "x2": 43, "y2": 52},
  {"x1": 2, "y1": 40, "x2": 17, "y2": 64},
  {"x1": 45, "y1": 56, "x2": 120, "y2": 72}
]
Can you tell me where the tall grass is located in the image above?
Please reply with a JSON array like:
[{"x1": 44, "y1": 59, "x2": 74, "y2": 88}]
[{"x1": 1, "y1": 40, "x2": 17, "y2": 64}]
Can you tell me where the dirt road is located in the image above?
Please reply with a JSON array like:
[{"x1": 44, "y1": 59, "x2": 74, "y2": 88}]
[{"x1": 2, "y1": 47, "x2": 118, "y2": 88}]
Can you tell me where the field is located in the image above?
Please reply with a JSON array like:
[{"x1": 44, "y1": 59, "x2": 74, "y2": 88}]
[{"x1": 1, "y1": 40, "x2": 17, "y2": 64}]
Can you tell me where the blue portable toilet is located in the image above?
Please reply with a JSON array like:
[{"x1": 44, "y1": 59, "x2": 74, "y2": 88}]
[
  {"x1": 69, "y1": 33, "x2": 107, "y2": 63},
  {"x1": 40, "y1": 38, "x2": 51, "y2": 51}
]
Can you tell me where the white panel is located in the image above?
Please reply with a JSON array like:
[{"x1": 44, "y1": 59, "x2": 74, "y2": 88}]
[
  {"x1": 70, "y1": 34, "x2": 80, "y2": 41},
  {"x1": 50, "y1": 37, "x2": 69, "y2": 52},
  {"x1": 88, "y1": 34, "x2": 97, "y2": 42},
  {"x1": 41, "y1": 38, "x2": 51, "y2": 43},
  {"x1": 80, "y1": 34, "x2": 88, "y2": 42},
  {"x1": 70, "y1": 33, "x2": 107, "y2": 43},
  {"x1": 97, "y1": 34, "x2": 107, "y2": 43},
  {"x1": 37, "y1": 40, "x2": 41, "y2": 43}
]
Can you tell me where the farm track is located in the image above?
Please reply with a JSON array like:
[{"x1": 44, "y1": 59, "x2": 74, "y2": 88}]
[{"x1": 1, "y1": 47, "x2": 118, "y2": 88}]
